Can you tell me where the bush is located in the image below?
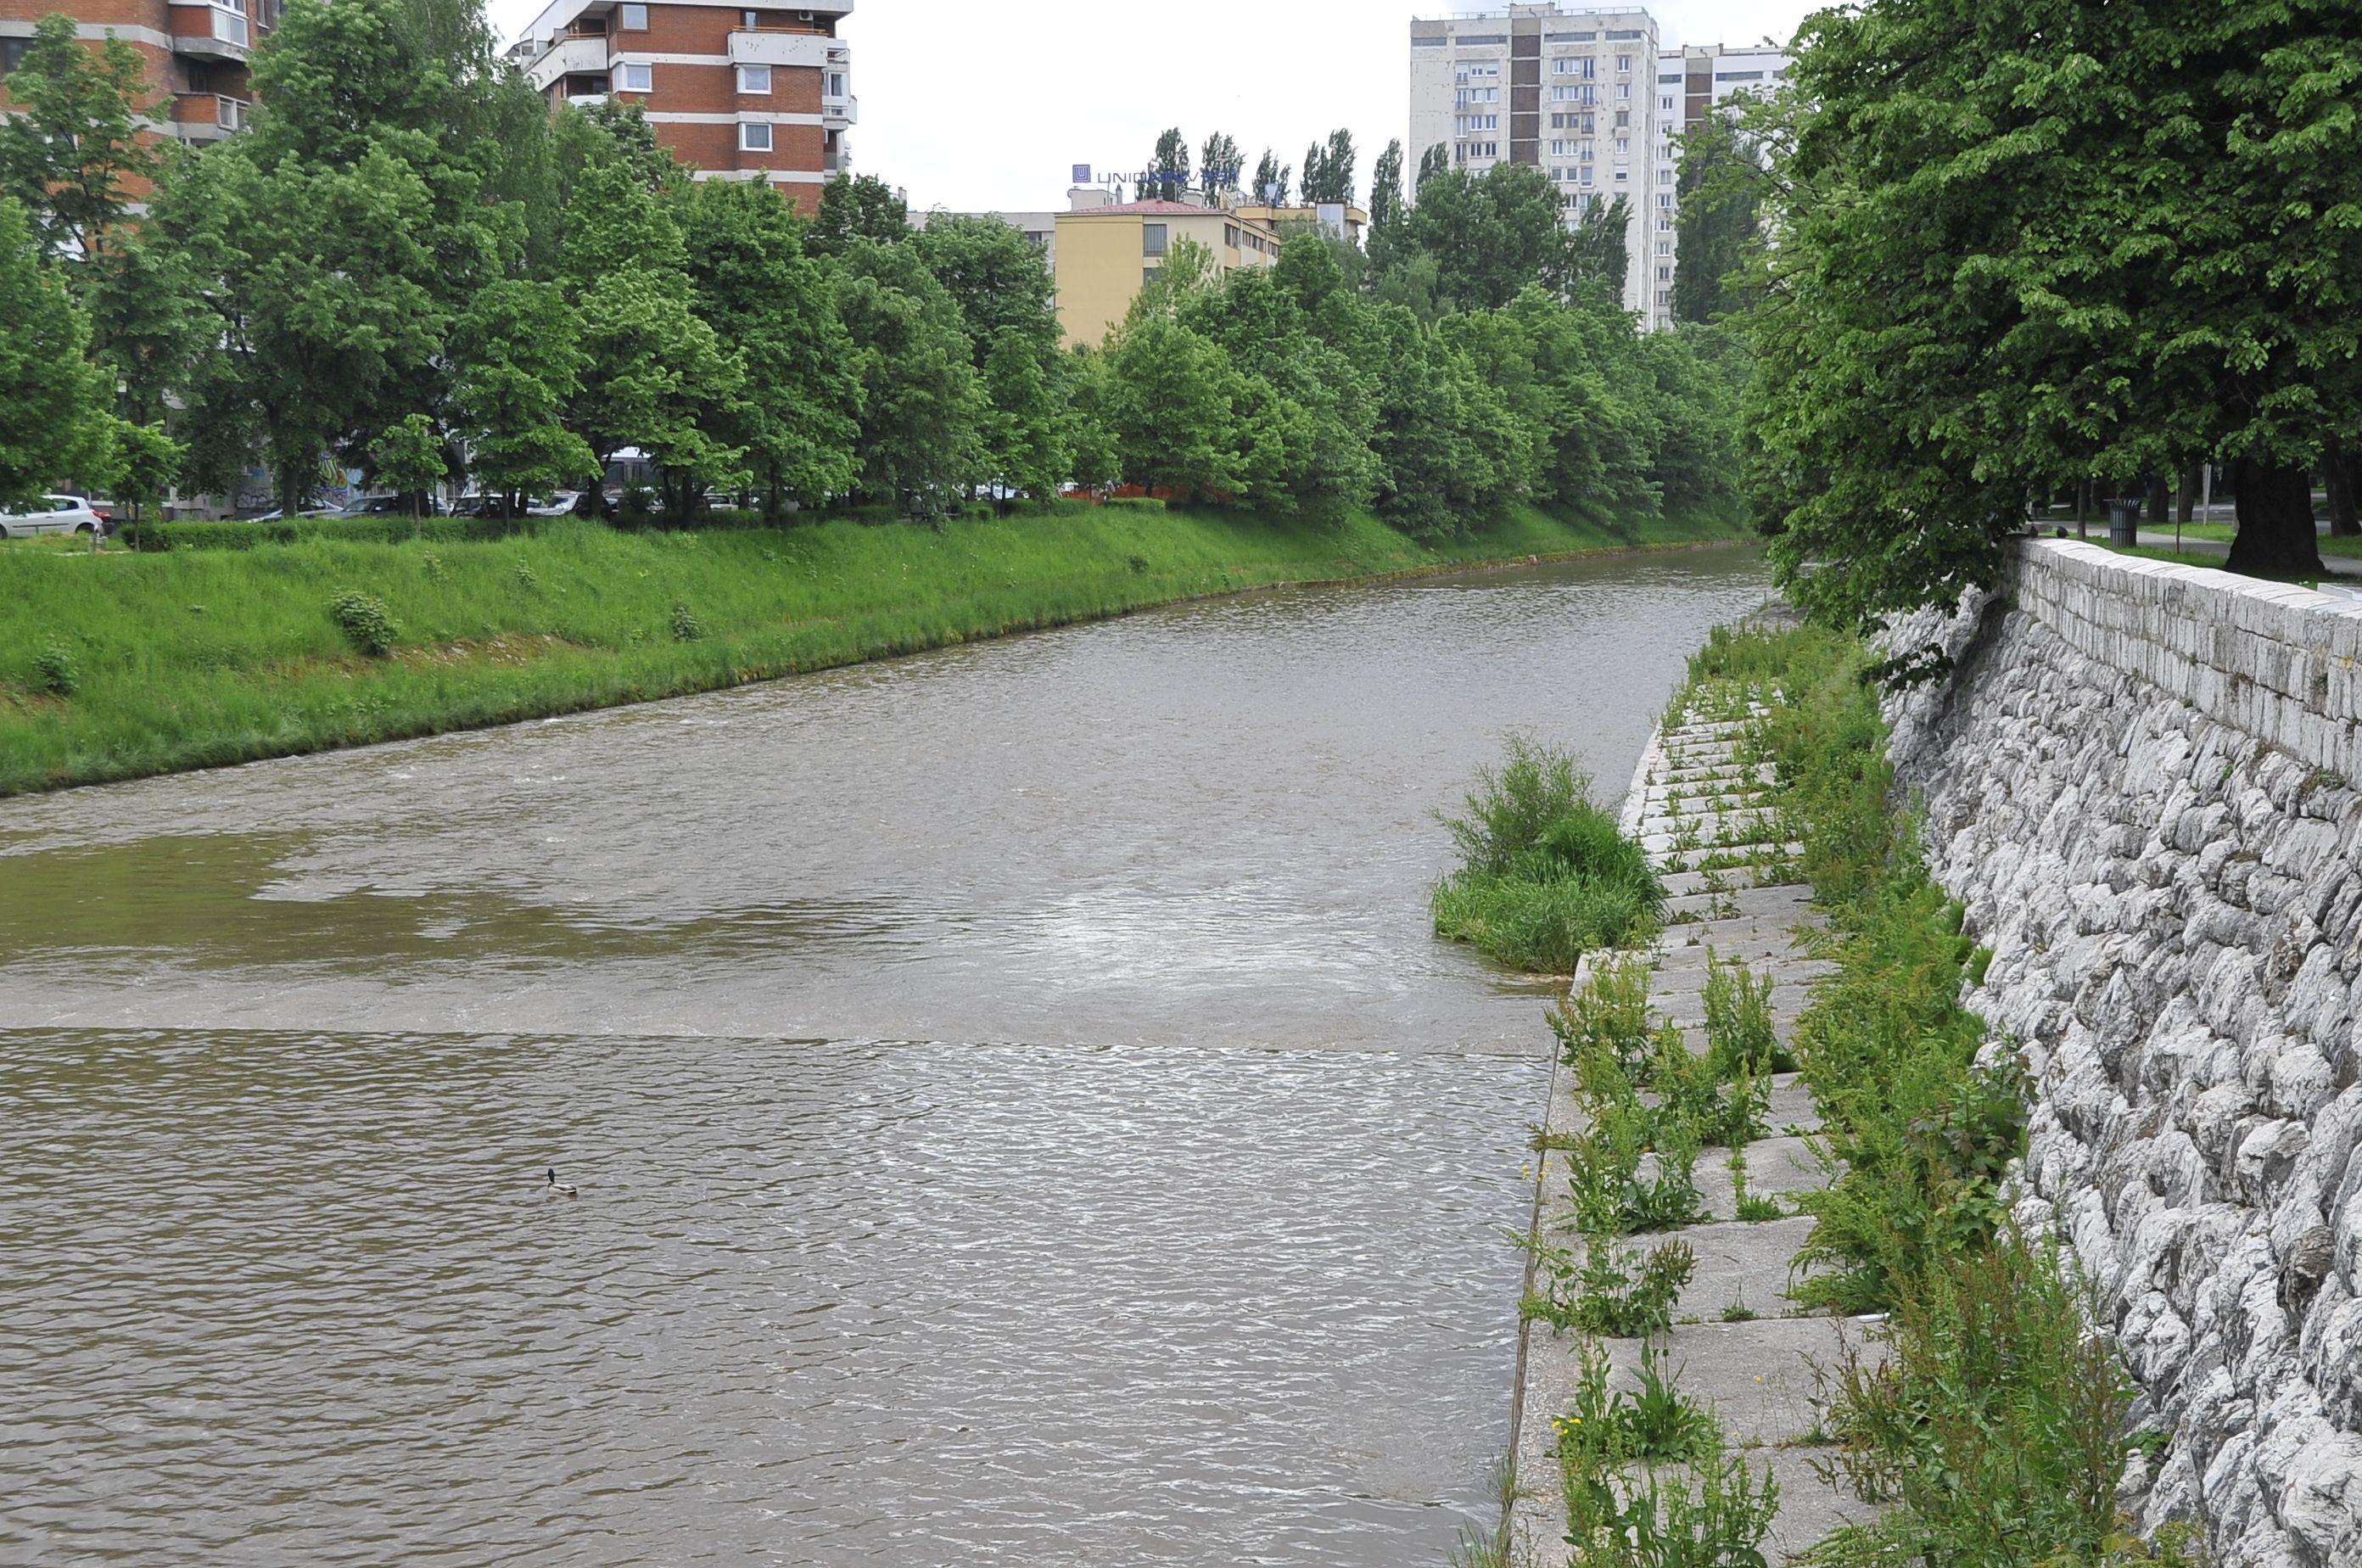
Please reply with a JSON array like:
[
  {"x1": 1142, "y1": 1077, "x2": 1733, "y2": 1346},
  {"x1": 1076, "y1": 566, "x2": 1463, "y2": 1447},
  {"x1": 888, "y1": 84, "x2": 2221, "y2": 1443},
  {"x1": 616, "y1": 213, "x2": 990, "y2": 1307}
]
[
  {"x1": 133, "y1": 514, "x2": 558, "y2": 552},
  {"x1": 1434, "y1": 738, "x2": 1663, "y2": 972},
  {"x1": 327, "y1": 591, "x2": 398, "y2": 658},
  {"x1": 32, "y1": 643, "x2": 79, "y2": 697},
  {"x1": 670, "y1": 601, "x2": 704, "y2": 641}
]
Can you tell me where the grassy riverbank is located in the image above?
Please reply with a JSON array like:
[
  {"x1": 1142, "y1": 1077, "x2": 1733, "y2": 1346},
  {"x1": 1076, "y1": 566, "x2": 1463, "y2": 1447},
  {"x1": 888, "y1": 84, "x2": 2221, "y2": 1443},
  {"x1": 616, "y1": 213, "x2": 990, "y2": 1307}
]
[{"x1": 0, "y1": 500, "x2": 1749, "y2": 796}]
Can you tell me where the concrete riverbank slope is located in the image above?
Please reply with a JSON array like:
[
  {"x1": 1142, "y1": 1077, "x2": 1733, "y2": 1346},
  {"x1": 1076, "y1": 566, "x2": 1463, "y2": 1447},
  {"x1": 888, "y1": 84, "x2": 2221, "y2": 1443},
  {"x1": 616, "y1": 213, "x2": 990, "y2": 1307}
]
[{"x1": 1885, "y1": 540, "x2": 2362, "y2": 1565}]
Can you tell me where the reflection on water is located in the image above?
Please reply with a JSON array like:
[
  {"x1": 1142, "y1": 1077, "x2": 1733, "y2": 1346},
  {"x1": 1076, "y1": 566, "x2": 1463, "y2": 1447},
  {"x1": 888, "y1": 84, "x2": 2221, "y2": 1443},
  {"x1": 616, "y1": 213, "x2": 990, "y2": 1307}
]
[{"x1": 0, "y1": 546, "x2": 1768, "y2": 1563}]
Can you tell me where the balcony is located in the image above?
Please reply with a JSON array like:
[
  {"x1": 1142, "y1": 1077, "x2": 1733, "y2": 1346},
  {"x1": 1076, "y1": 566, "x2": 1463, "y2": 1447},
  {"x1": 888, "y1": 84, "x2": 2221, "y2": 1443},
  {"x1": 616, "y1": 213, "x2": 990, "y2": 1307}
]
[
  {"x1": 527, "y1": 33, "x2": 612, "y2": 92},
  {"x1": 728, "y1": 30, "x2": 831, "y2": 69},
  {"x1": 823, "y1": 92, "x2": 857, "y2": 126},
  {"x1": 169, "y1": 0, "x2": 254, "y2": 63}
]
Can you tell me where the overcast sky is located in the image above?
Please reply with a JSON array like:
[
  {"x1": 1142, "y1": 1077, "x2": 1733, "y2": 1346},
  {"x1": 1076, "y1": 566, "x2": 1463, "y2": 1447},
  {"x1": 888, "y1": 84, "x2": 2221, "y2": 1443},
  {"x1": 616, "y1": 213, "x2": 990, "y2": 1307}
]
[{"x1": 488, "y1": 1, "x2": 1820, "y2": 214}]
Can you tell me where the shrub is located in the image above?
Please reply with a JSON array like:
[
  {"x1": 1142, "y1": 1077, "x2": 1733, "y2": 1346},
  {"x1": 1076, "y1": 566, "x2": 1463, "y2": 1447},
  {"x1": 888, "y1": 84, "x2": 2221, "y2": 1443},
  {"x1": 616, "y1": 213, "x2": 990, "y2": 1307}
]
[
  {"x1": 1525, "y1": 1237, "x2": 1696, "y2": 1339},
  {"x1": 1704, "y1": 955, "x2": 1795, "y2": 1076},
  {"x1": 32, "y1": 643, "x2": 78, "y2": 697},
  {"x1": 1435, "y1": 738, "x2": 1663, "y2": 972},
  {"x1": 670, "y1": 601, "x2": 704, "y2": 641},
  {"x1": 327, "y1": 591, "x2": 398, "y2": 658},
  {"x1": 1550, "y1": 956, "x2": 1658, "y2": 1077}
]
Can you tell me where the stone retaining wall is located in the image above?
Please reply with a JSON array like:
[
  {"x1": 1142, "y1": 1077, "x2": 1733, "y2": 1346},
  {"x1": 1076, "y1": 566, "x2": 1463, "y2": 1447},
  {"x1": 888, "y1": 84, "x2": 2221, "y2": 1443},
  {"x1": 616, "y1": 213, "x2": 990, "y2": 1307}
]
[{"x1": 1883, "y1": 540, "x2": 2362, "y2": 1568}]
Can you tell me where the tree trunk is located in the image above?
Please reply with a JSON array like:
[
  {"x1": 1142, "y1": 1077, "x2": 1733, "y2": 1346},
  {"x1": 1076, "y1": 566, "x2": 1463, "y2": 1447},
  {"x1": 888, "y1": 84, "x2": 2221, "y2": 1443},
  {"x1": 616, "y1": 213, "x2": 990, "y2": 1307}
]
[
  {"x1": 2147, "y1": 474, "x2": 2170, "y2": 523},
  {"x1": 2327, "y1": 435, "x2": 2359, "y2": 538},
  {"x1": 2074, "y1": 479, "x2": 2091, "y2": 540},
  {"x1": 2223, "y1": 457, "x2": 2324, "y2": 578},
  {"x1": 2176, "y1": 464, "x2": 2197, "y2": 524}
]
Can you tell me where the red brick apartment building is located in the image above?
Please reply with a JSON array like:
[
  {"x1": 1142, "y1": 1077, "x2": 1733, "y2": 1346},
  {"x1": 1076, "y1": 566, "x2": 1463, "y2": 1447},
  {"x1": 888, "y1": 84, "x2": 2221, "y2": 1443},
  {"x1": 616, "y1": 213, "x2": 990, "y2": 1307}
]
[
  {"x1": 507, "y1": 0, "x2": 854, "y2": 209},
  {"x1": 0, "y1": 0, "x2": 274, "y2": 163}
]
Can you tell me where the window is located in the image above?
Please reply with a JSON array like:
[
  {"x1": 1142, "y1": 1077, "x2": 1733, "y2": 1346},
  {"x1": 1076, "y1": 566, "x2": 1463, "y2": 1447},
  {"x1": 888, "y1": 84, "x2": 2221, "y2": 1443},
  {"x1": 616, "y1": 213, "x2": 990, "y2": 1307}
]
[
  {"x1": 618, "y1": 3, "x2": 646, "y2": 28},
  {"x1": 1657, "y1": 266, "x2": 1671, "y2": 281},
  {"x1": 1145, "y1": 266, "x2": 1160, "y2": 285},
  {"x1": 1224, "y1": 223, "x2": 1238, "y2": 248},
  {"x1": 1142, "y1": 222, "x2": 1167, "y2": 257},
  {"x1": 1615, "y1": 137, "x2": 1629, "y2": 155},
  {"x1": 1616, "y1": 82, "x2": 1631, "y2": 100},
  {"x1": 742, "y1": 8, "x2": 757, "y2": 24},
  {"x1": 736, "y1": 63, "x2": 770, "y2": 92},
  {"x1": 739, "y1": 120, "x2": 772, "y2": 151},
  {"x1": 1660, "y1": 96, "x2": 1674, "y2": 110},
  {"x1": 618, "y1": 61, "x2": 651, "y2": 91},
  {"x1": 1, "y1": 37, "x2": 30, "y2": 76},
  {"x1": 1615, "y1": 54, "x2": 1632, "y2": 72},
  {"x1": 826, "y1": 70, "x2": 845, "y2": 97}
]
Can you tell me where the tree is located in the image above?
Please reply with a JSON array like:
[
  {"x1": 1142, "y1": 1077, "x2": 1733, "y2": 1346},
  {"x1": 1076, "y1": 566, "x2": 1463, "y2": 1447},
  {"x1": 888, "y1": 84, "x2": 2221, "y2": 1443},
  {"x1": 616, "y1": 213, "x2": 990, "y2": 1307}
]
[
  {"x1": 910, "y1": 212, "x2": 1057, "y2": 366},
  {"x1": 1406, "y1": 162, "x2": 1572, "y2": 310},
  {"x1": 1253, "y1": 148, "x2": 1290, "y2": 206},
  {"x1": 982, "y1": 330, "x2": 1072, "y2": 504},
  {"x1": 809, "y1": 173, "x2": 909, "y2": 257},
  {"x1": 369, "y1": 413, "x2": 445, "y2": 521},
  {"x1": 0, "y1": 13, "x2": 160, "y2": 271},
  {"x1": 1749, "y1": 0, "x2": 2361, "y2": 632},
  {"x1": 1199, "y1": 132, "x2": 1242, "y2": 198},
  {"x1": 0, "y1": 197, "x2": 115, "y2": 509},
  {"x1": 1565, "y1": 195, "x2": 1631, "y2": 304},
  {"x1": 558, "y1": 161, "x2": 744, "y2": 516},
  {"x1": 1301, "y1": 129, "x2": 1357, "y2": 205},
  {"x1": 1146, "y1": 128, "x2": 1190, "y2": 203},
  {"x1": 109, "y1": 418, "x2": 183, "y2": 530},
  {"x1": 1102, "y1": 315, "x2": 1244, "y2": 501},
  {"x1": 831, "y1": 237, "x2": 986, "y2": 513},
  {"x1": 1670, "y1": 106, "x2": 1761, "y2": 324},
  {"x1": 679, "y1": 177, "x2": 861, "y2": 513},
  {"x1": 448, "y1": 279, "x2": 596, "y2": 513},
  {"x1": 1366, "y1": 139, "x2": 1408, "y2": 284}
]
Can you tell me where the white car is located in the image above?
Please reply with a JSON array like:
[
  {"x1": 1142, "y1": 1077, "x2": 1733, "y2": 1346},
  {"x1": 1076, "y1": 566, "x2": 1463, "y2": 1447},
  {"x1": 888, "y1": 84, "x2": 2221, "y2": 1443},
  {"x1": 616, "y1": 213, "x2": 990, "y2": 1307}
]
[{"x1": 0, "y1": 494, "x2": 107, "y2": 538}]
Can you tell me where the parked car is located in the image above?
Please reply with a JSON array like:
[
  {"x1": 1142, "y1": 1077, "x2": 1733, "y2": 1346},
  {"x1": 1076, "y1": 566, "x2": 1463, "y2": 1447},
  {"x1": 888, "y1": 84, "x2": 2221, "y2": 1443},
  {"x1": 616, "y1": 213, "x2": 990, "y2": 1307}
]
[
  {"x1": 334, "y1": 494, "x2": 445, "y2": 518},
  {"x1": 0, "y1": 494, "x2": 107, "y2": 538},
  {"x1": 524, "y1": 491, "x2": 582, "y2": 517}
]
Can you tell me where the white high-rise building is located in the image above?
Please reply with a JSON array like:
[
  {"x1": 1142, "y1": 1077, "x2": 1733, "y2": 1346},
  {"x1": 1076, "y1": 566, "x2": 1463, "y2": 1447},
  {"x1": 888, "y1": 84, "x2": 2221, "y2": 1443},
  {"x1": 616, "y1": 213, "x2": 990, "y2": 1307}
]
[
  {"x1": 1648, "y1": 42, "x2": 1788, "y2": 328},
  {"x1": 1408, "y1": 5, "x2": 1786, "y2": 328}
]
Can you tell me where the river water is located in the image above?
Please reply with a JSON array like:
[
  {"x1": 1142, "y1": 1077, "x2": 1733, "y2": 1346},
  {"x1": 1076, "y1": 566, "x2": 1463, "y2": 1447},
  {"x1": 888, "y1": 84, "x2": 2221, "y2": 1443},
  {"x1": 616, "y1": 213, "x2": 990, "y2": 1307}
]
[{"x1": 0, "y1": 545, "x2": 1767, "y2": 1565}]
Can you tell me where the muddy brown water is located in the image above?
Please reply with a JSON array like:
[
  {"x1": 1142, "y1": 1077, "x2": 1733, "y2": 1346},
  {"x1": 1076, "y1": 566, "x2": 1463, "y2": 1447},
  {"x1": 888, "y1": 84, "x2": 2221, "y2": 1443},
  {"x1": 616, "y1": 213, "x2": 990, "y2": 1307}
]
[{"x1": 0, "y1": 546, "x2": 1769, "y2": 1565}]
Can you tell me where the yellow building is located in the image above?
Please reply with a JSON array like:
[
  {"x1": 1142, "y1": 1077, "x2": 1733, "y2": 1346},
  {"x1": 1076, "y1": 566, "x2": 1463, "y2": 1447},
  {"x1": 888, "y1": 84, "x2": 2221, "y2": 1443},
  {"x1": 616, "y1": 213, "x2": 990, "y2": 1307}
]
[
  {"x1": 1052, "y1": 199, "x2": 1284, "y2": 348},
  {"x1": 1234, "y1": 203, "x2": 1370, "y2": 249}
]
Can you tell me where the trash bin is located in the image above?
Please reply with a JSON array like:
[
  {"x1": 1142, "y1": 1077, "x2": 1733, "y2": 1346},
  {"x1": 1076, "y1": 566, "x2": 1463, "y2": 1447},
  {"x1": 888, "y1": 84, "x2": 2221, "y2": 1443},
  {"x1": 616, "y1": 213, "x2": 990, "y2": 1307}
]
[{"x1": 2107, "y1": 497, "x2": 2142, "y2": 546}]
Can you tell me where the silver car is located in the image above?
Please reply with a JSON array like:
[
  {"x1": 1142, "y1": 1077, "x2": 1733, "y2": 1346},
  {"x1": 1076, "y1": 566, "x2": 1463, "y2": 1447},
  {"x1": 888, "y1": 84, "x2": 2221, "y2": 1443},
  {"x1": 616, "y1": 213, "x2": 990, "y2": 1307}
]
[{"x1": 0, "y1": 494, "x2": 107, "y2": 538}]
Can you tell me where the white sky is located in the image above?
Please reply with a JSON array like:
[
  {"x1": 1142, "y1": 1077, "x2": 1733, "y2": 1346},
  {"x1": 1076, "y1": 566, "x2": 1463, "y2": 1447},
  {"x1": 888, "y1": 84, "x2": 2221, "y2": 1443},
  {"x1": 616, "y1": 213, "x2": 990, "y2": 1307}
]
[{"x1": 487, "y1": 0, "x2": 1819, "y2": 214}]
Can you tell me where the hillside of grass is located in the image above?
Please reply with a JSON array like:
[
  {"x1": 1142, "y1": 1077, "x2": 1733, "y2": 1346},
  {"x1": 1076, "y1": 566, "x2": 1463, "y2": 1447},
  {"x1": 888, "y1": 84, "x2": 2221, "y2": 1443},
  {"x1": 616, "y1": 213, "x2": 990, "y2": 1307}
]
[{"x1": 0, "y1": 501, "x2": 1751, "y2": 796}]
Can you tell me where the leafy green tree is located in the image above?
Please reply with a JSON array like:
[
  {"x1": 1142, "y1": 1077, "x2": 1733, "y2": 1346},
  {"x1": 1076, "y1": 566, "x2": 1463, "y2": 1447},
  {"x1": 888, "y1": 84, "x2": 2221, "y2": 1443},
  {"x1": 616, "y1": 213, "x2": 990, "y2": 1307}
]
[
  {"x1": 1407, "y1": 162, "x2": 1571, "y2": 310},
  {"x1": 1252, "y1": 148, "x2": 1290, "y2": 206},
  {"x1": 1671, "y1": 106, "x2": 1761, "y2": 324},
  {"x1": 0, "y1": 196, "x2": 114, "y2": 508},
  {"x1": 809, "y1": 173, "x2": 909, "y2": 257},
  {"x1": 1366, "y1": 139, "x2": 1408, "y2": 285},
  {"x1": 1368, "y1": 306, "x2": 1517, "y2": 535},
  {"x1": 369, "y1": 412, "x2": 445, "y2": 519},
  {"x1": 0, "y1": 13, "x2": 160, "y2": 270},
  {"x1": 1102, "y1": 314, "x2": 1244, "y2": 501},
  {"x1": 982, "y1": 330, "x2": 1072, "y2": 504},
  {"x1": 559, "y1": 161, "x2": 744, "y2": 515},
  {"x1": 910, "y1": 212, "x2": 1057, "y2": 366},
  {"x1": 1146, "y1": 127, "x2": 1190, "y2": 203},
  {"x1": 83, "y1": 225, "x2": 198, "y2": 423},
  {"x1": 448, "y1": 279, "x2": 596, "y2": 512},
  {"x1": 831, "y1": 237, "x2": 986, "y2": 513},
  {"x1": 109, "y1": 418, "x2": 182, "y2": 529},
  {"x1": 1565, "y1": 195, "x2": 1630, "y2": 304},
  {"x1": 1199, "y1": 132, "x2": 1242, "y2": 198},
  {"x1": 1750, "y1": 0, "x2": 2362, "y2": 629},
  {"x1": 1301, "y1": 129, "x2": 1357, "y2": 205},
  {"x1": 678, "y1": 177, "x2": 861, "y2": 513}
]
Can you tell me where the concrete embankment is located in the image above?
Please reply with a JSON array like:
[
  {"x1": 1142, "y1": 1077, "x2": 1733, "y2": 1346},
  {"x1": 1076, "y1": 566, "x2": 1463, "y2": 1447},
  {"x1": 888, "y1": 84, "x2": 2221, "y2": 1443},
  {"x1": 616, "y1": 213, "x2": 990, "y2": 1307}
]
[
  {"x1": 1884, "y1": 540, "x2": 2362, "y2": 1565},
  {"x1": 1506, "y1": 686, "x2": 1872, "y2": 1562}
]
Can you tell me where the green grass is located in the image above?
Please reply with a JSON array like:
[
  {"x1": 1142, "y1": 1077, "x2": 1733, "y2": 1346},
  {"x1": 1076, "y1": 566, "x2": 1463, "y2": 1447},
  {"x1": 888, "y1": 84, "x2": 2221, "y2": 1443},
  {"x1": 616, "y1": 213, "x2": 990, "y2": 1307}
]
[
  {"x1": 1431, "y1": 735, "x2": 1666, "y2": 973},
  {"x1": 0, "y1": 500, "x2": 1750, "y2": 796}
]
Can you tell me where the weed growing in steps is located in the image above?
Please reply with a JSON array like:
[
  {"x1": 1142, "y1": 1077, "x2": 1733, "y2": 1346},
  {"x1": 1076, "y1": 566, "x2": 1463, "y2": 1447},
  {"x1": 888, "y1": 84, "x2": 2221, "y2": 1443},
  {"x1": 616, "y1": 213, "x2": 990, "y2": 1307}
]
[
  {"x1": 1556, "y1": 1337, "x2": 1719, "y2": 1470},
  {"x1": 1679, "y1": 622, "x2": 2187, "y2": 1563},
  {"x1": 1522, "y1": 1237, "x2": 1696, "y2": 1338},
  {"x1": 1433, "y1": 736, "x2": 1665, "y2": 973}
]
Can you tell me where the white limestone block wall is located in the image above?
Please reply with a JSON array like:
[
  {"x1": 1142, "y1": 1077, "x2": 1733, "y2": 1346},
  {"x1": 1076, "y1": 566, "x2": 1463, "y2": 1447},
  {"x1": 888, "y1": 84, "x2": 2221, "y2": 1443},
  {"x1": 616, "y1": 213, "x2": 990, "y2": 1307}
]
[{"x1": 1881, "y1": 540, "x2": 2362, "y2": 1568}]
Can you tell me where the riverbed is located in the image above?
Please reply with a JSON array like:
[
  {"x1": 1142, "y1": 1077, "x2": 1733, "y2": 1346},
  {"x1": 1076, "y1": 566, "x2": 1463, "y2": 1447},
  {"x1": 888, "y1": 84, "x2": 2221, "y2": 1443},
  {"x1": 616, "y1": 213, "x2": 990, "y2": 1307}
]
[{"x1": 0, "y1": 545, "x2": 1768, "y2": 1565}]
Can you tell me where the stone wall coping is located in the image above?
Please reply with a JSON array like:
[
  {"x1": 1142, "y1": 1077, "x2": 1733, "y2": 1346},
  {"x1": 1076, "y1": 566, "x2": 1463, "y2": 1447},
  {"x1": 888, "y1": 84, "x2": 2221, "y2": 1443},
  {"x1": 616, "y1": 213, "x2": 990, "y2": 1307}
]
[{"x1": 2011, "y1": 538, "x2": 2362, "y2": 782}]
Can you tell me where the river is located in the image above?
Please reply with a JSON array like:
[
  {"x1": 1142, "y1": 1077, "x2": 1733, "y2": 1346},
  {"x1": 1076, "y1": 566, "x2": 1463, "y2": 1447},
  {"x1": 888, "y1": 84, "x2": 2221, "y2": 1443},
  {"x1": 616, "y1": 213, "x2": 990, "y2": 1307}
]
[{"x1": 0, "y1": 544, "x2": 1768, "y2": 1565}]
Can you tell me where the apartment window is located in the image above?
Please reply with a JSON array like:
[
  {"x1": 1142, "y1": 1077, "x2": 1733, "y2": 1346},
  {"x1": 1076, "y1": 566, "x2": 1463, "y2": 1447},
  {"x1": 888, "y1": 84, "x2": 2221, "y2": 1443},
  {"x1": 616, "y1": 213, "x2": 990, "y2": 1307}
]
[
  {"x1": 1660, "y1": 95, "x2": 1674, "y2": 110},
  {"x1": 742, "y1": 8, "x2": 757, "y2": 24},
  {"x1": 1614, "y1": 170, "x2": 1627, "y2": 182},
  {"x1": 826, "y1": 70, "x2": 845, "y2": 97},
  {"x1": 1656, "y1": 289, "x2": 1671, "y2": 306},
  {"x1": 737, "y1": 120, "x2": 772, "y2": 151},
  {"x1": 618, "y1": 3, "x2": 647, "y2": 28},
  {"x1": 736, "y1": 64, "x2": 770, "y2": 92},
  {"x1": 1615, "y1": 54, "x2": 1632, "y2": 72},
  {"x1": 1615, "y1": 137, "x2": 1630, "y2": 154},
  {"x1": 617, "y1": 61, "x2": 651, "y2": 92},
  {"x1": 1656, "y1": 216, "x2": 1671, "y2": 231},
  {"x1": 1616, "y1": 82, "x2": 1631, "y2": 100},
  {"x1": 1142, "y1": 222, "x2": 1167, "y2": 257},
  {"x1": 1145, "y1": 266, "x2": 1159, "y2": 285},
  {"x1": 1657, "y1": 266, "x2": 1671, "y2": 282},
  {"x1": 0, "y1": 37, "x2": 28, "y2": 76}
]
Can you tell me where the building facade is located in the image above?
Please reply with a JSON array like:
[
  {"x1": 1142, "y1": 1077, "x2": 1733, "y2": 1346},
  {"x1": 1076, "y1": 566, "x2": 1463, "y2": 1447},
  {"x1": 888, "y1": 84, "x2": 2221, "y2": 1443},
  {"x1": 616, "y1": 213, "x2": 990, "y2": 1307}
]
[
  {"x1": 1648, "y1": 41, "x2": 1786, "y2": 328},
  {"x1": 0, "y1": 0, "x2": 277, "y2": 165},
  {"x1": 508, "y1": 0, "x2": 854, "y2": 208},
  {"x1": 1053, "y1": 197, "x2": 1281, "y2": 348},
  {"x1": 1409, "y1": 3, "x2": 1664, "y2": 319}
]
